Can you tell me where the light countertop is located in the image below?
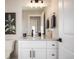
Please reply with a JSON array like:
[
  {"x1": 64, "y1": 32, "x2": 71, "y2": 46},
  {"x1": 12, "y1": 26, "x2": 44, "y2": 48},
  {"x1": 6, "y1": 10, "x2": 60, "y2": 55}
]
[{"x1": 19, "y1": 36, "x2": 58, "y2": 41}]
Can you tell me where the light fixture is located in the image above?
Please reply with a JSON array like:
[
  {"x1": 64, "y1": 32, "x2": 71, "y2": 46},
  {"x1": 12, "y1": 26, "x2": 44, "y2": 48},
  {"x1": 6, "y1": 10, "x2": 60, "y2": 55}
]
[{"x1": 26, "y1": 0, "x2": 47, "y2": 8}]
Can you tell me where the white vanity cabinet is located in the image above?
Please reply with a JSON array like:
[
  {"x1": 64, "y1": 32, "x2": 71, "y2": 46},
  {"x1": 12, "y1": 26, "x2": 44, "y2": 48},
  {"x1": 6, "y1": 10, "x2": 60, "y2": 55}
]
[
  {"x1": 32, "y1": 49, "x2": 46, "y2": 59},
  {"x1": 18, "y1": 48, "x2": 31, "y2": 59},
  {"x1": 18, "y1": 48, "x2": 46, "y2": 59},
  {"x1": 18, "y1": 41, "x2": 46, "y2": 59},
  {"x1": 18, "y1": 40, "x2": 58, "y2": 59}
]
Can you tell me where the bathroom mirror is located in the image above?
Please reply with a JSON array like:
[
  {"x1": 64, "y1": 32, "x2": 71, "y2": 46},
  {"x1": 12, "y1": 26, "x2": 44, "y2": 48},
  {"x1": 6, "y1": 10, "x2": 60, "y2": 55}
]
[{"x1": 22, "y1": 7, "x2": 46, "y2": 37}]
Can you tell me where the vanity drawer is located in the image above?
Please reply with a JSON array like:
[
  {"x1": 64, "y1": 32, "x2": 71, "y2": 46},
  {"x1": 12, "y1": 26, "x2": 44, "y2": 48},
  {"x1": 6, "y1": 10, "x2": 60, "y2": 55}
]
[
  {"x1": 18, "y1": 41, "x2": 46, "y2": 48},
  {"x1": 47, "y1": 41, "x2": 58, "y2": 49},
  {"x1": 47, "y1": 49, "x2": 57, "y2": 59}
]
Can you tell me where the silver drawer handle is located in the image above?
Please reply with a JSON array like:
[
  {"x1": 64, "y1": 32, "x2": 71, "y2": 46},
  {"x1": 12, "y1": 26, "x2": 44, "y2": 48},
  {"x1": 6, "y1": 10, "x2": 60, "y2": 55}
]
[
  {"x1": 52, "y1": 44, "x2": 55, "y2": 46},
  {"x1": 30, "y1": 50, "x2": 31, "y2": 58},
  {"x1": 52, "y1": 54, "x2": 55, "y2": 56}
]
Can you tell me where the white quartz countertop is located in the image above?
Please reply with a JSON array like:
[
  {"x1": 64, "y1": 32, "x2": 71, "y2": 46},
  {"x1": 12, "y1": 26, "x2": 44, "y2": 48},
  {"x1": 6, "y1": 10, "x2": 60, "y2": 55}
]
[{"x1": 19, "y1": 36, "x2": 58, "y2": 41}]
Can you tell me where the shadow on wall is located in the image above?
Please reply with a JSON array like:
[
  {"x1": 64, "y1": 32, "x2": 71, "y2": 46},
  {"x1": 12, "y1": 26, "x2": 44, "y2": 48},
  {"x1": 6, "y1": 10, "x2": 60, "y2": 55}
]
[{"x1": 10, "y1": 40, "x2": 18, "y2": 59}]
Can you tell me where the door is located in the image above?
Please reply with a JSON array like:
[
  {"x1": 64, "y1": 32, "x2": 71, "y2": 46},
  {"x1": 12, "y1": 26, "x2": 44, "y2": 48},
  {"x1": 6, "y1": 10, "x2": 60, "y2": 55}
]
[
  {"x1": 18, "y1": 48, "x2": 32, "y2": 59},
  {"x1": 18, "y1": 41, "x2": 47, "y2": 59},
  {"x1": 58, "y1": 0, "x2": 74, "y2": 59},
  {"x1": 33, "y1": 49, "x2": 46, "y2": 59}
]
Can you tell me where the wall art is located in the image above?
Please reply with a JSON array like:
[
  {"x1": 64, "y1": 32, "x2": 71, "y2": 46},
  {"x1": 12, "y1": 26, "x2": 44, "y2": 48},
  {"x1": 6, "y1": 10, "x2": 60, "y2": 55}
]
[{"x1": 5, "y1": 13, "x2": 16, "y2": 34}]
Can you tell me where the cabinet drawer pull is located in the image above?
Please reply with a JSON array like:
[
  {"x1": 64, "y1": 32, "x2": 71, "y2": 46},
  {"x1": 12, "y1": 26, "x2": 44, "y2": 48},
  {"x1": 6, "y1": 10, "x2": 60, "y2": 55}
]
[
  {"x1": 52, "y1": 54, "x2": 55, "y2": 56},
  {"x1": 30, "y1": 50, "x2": 31, "y2": 58},
  {"x1": 52, "y1": 44, "x2": 55, "y2": 46}
]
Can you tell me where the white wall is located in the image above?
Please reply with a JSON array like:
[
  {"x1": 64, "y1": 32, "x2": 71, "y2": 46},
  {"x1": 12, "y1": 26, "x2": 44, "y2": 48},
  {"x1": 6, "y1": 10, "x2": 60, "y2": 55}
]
[
  {"x1": 5, "y1": 0, "x2": 23, "y2": 40},
  {"x1": 45, "y1": 0, "x2": 58, "y2": 19}
]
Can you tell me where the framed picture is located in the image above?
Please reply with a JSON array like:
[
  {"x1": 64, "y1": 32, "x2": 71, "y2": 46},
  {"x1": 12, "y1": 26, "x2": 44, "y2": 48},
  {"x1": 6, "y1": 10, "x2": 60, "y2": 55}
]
[{"x1": 5, "y1": 13, "x2": 16, "y2": 34}]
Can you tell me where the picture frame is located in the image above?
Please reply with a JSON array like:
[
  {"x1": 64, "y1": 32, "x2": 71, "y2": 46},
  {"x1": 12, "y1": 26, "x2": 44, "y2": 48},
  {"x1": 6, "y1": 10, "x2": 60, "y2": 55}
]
[{"x1": 5, "y1": 13, "x2": 16, "y2": 34}]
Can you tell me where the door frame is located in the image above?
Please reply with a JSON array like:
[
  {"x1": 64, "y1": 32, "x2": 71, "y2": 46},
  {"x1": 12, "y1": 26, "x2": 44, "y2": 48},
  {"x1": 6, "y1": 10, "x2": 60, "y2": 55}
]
[{"x1": 28, "y1": 14, "x2": 41, "y2": 35}]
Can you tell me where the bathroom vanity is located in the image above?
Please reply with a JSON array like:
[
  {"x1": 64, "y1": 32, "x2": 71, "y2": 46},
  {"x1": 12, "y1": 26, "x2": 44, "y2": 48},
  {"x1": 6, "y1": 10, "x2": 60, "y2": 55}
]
[{"x1": 18, "y1": 37, "x2": 58, "y2": 59}]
